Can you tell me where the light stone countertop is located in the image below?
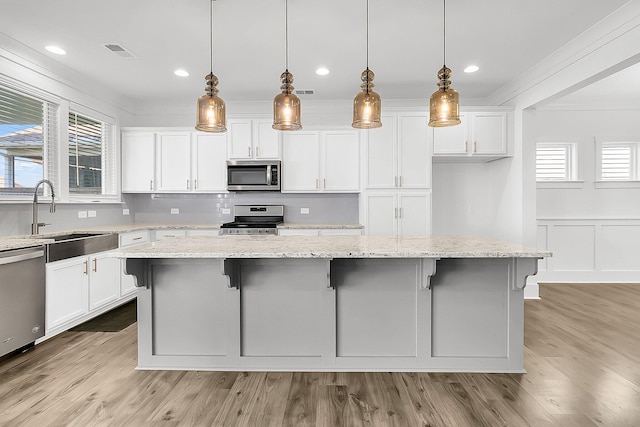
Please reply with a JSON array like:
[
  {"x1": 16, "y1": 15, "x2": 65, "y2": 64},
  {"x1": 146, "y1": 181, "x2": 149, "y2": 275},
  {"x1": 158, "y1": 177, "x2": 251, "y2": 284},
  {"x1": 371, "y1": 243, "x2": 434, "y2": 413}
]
[
  {"x1": 112, "y1": 234, "x2": 551, "y2": 259},
  {"x1": 0, "y1": 223, "x2": 364, "y2": 251}
]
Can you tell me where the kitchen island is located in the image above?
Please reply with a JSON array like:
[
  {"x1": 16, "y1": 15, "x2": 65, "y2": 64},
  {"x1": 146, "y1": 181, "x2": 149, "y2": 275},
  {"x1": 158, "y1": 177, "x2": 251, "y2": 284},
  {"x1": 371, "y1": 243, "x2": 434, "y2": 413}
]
[{"x1": 116, "y1": 235, "x2": 549, "y2": 373}]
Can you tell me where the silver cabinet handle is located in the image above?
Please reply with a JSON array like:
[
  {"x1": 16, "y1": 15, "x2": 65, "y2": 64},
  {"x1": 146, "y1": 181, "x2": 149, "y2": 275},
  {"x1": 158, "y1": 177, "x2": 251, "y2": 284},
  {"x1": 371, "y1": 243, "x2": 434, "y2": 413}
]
[
  {"x1": 474, "y1": 141, "x2": 477, "y2": 153},
  {"x1": 248, "y1": 146, "x2": 251, "y2": 157},
  {"x1": 83, "y1": 260, "x2": 89, "y2": 275},
  {"x1": 132, "y1": 237, "x2": 143, "y2": 241},
  {"x1": 149, "y1": 180, "x2": 154, "y2": 190},
  {"x1": 256, "y1": 146, "x2": 260, "y2": 157},
  {"x1": 394, "y1": 176, "x2": 398, "y2": 187},
  {"x1": 195, "y1": 179, "x2": 198, "y2": 190},
  {"x1": 323, "y1": 178, "x2": 326, "y2": 189},
  {"x1": 187, "y1": 179, "x2": 190, "y2": 189},
  {"x1": 399, "y1": 207, "x2": 403, "y2": 218},
  {"x1": 315, "y1": 178, "x2": 319, "y2": 190},
  {"x1": 394, "y1": 207, "x2": 398, "y2": 218},
  {"x1": 465, "y1": 141, "x2": 468, "y2": 153},
  {"x1": 93, "y1": 258, "x2": 97, "y2": 273},
  {"x1": 399, "y1": 176, "x2": 403, "y2": 187}
]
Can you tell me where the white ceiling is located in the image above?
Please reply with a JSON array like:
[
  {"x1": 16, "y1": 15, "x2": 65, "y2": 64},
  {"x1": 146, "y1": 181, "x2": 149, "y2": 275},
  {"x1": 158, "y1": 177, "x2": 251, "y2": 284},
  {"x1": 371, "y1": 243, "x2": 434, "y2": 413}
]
[{"x1": 0, "y1": 0, "x2": 632, "y2": 105}]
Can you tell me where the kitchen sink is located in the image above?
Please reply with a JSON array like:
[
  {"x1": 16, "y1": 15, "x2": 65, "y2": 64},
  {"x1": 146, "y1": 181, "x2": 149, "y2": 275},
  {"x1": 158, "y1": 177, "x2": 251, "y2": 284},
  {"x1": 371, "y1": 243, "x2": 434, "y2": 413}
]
[{"x1": 44, "y1": 233, "x2": 118, "y2": 262}]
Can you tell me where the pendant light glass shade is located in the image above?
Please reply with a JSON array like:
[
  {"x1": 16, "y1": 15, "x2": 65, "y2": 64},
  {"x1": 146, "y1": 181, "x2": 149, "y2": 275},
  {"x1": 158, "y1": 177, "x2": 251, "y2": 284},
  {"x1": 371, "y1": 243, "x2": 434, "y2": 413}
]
[
  {"x1": 196, "y1": 73, "x2": 227, "y2": 132},
  {"x1": 352, "y1": 68, "x2": 382, "y2": 129},
  {"x1": 195, "y1": 0, "x2": 226, "y2": 133},
  {"x1": 428, "y1": 66, "x2": 460, "y2": 127},
  {"x1": 273, "y1": 70, "x2": 302, "y2": 131},
  {"x1": 273, "y1": 0, "x2": 301, "y2": 131},
  {"x1": 428, "y1": 0, "x2": 460, "y2": 128}
]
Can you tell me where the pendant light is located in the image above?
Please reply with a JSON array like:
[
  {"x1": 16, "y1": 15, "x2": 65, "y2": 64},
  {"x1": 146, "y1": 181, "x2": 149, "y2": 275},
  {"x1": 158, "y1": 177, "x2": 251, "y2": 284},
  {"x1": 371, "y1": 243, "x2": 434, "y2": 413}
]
[
  {"x1": 352, "y1": 0, "x2": 382, "y2": 129},
  {"x1": 196, "y1": 0, "x2": 226, "y2": 132},
  {"x1": 428, "y1": 0, "x2": 460, "y2": 127},
  {"x1": 273, "y1": 0, "x2": 302, "y2": 131}
]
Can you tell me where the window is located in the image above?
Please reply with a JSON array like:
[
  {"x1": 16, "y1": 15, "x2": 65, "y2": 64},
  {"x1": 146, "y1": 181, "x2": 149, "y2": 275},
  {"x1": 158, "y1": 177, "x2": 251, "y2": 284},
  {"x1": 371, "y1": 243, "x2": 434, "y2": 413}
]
[
  {"x1": 0, "y1": 86, "x2": 57, "y2": 194},
  {"x1": 600, "y1": 142, "x2": 639, "y2": 181},
  {"x1": 536, "y1": 142, "x2": 576, "y2": 181}
]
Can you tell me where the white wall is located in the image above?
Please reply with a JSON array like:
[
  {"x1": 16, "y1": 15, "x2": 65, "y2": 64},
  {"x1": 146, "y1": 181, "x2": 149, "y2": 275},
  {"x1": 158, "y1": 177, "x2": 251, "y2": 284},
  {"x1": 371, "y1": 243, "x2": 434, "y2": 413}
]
[{"x1": 533, "y1": 109, "x2": 640, "y2": 283}]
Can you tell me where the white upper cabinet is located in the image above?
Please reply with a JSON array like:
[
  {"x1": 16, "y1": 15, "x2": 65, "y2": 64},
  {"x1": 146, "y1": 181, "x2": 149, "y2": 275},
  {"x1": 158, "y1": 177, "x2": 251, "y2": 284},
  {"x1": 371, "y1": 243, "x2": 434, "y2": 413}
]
[
  {"x1": 122, "y1": 132, "x2": 156, "y2": 192},
  {"x1": 193, "y1": 133, "x2": 228, "y2": 192},
  {"x1": 228, "y1": 119, "x2": 281, "y2": 159},
  {"x1": 282, "y1": 129, "x2": 360, "y2": 193},
  {"x1": 433, "y1": 110, "x2": 510, "y2": 161},
  {"x1": 121, "y1": 129, "x2": 228, "y2": 193},
  {"x1": 365, "y1": 113, "x2": 431, "y2": 190},
  {"x1": 157, "y1": 132, "x2": 192, "y2": 192}
]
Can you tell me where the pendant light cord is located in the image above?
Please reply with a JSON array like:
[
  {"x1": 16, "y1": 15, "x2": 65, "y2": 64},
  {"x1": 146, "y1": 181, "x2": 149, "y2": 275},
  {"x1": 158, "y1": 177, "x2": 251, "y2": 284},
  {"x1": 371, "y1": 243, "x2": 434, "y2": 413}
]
[
  {"x1": 285, "y1": 0, "x2": 289, "y2": 70},
  {"x1": 366, "y1": 0, "x2": 369, "y2": 69},
  {"x1": 210, "y1": 0, "x2": 214, "y2": 73},
  {"x1": 443, "y1": 0, "x2": 446, "y2": 66}
]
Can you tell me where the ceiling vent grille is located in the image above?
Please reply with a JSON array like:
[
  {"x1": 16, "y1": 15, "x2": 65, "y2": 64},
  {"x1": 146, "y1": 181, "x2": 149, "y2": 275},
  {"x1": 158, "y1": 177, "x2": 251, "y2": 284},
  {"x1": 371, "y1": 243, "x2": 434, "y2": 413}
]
[
  {"x1": 103, "y1": 43, "x2": 136, "y2": 58},
  {"x1": 295, "y1": 89, "x2": 314, "y2": 95}
]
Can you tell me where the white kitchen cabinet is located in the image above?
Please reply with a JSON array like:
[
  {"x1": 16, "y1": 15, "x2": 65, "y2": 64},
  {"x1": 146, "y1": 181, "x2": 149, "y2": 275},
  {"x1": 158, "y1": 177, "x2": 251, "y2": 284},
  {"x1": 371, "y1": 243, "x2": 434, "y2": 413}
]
[
  {"x1": 193, "y1": 133, "x2": 228, "y2": 192},
  {"x1": 228, "y1": 119, "x2": 280, "y2": 159},
  {"x1": 154, "y1": 230, "x2": 187, "y2": 240},
  {"x1": 364, "y1": 192, "x2": 431, "y2": 236},
  {"x1": 121, "y1": 129, "x2": 228, "y2": 193},
  {"x1": 157, "y1": 132, "x2": 192, "y2": 191},
  {"x1": 119, "y1": 230, "x2": 151, "y2": 296},
  {"x1": 282, "y1": 130, "x2": 360, "y2": 193},
  {"x1": 122, "y1": 132, "x2": 156, "y2": 192},
  {"x1": 365, "y1": 113, "x2": 431, "y2": 190},
  {"x1": 45, "y1": 250, "x2": 120, "y2": 336},
  {"x1": 433, "y1": 111, "x2": 509, "y2": 160},
  {"x1": 88, "y1": 252, "x2": 120, "y2": 311}
]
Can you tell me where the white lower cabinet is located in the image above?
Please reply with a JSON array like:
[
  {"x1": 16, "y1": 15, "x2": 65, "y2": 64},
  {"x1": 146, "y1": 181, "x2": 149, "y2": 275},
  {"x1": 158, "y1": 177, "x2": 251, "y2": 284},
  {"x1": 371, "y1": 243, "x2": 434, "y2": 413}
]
[
  {"x1": 364, "y1": 192, "x2": 431, "y2": 236},
  {"x1": 45, "y1": 250, "x2": 121, "y2": 337}
]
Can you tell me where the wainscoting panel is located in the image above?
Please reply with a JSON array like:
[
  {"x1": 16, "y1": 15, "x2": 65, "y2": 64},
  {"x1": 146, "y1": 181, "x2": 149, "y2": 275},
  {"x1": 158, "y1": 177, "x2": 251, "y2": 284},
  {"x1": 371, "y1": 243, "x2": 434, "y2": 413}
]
[{"x1": 534, "y1": 219, "x2": 640, "y2": 284}]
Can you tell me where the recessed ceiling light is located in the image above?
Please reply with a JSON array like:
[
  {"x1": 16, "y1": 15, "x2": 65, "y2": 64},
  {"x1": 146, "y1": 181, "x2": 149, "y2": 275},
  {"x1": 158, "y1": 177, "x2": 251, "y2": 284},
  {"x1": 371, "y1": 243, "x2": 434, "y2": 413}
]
[
  {"x1": 45, "y1": 45, "x2": 66, "y2": 55},
  {"x1": 464, "y1": 65, "x2": 479, "y2": 73},
  {"x1": 174, "y1": 69, "x2": 189, "y2": 77},
  {"x1": 315, "y1": 67, "x2": 330, "y2": 76}
]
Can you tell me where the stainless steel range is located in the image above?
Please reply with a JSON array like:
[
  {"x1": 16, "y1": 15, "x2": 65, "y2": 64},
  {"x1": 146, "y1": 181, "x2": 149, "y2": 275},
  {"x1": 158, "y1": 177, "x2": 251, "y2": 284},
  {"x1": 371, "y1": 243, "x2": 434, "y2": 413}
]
[{"x1": 220, "y1": 205, "x2": 284, "y2": 235}]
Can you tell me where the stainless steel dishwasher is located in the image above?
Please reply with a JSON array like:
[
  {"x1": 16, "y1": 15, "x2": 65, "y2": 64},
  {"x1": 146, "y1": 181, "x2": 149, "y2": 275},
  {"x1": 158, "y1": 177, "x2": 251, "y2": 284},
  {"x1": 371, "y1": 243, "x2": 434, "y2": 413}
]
[{"x1": 0, "y1": 246, "x2": 46, "y2": 357}]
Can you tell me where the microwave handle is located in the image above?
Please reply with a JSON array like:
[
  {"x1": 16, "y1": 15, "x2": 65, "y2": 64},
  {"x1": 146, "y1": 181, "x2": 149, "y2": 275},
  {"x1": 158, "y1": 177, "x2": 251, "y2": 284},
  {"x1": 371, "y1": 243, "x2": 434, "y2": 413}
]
[{"x1": 266, "y1": 165, "x2": 271, "y2": 185}]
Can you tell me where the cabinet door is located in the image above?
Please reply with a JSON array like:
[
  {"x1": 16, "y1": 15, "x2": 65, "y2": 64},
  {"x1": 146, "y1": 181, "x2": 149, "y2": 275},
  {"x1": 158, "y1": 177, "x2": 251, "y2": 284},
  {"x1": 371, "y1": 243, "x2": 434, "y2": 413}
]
[
  {"x1": 472, "y1": 113, "x2": 507, "y2": 155},
  {"x1": 157, "y1": 132, "x2": 192, "y2": 191},
  {"x1": 281, "y1": 132, "x2": 321, "y2": 192},
  {"x1": 432, "y1": 112, "x2": 469, "y2": 155},
  {"x1": 122, "y1": 132, "x2": 155, "y2": 192},
  {"x1": 46, "y1": 257, "x2": 89, "y2": 332},
  {"x1": 398, "y1": 192, "x2": 431, "y2": 236},
  {"x1": 88, "y1": 253, "x2": 119, "y2": 311},
  {"x1": 364, "y1": 193, "x2": 396, "y2": 236},
  {"x1": 398, "y1": 114, "x2": 431, "y2": 188},
  {"x1": 194, "y1": 133, "x2": 228, "y2": 191},
  {"x1": 365, "y1": 114, "x2": 396, "y2": 189},
  {"x1": 323, "y1": 131, "x2": 360, "y2": 192},
  {"x1": 254, "y1": 120, "x2": 280, "y2": 159},
  {"x1": 228, "y1": 120, "x2": 253, "y2": 159}
]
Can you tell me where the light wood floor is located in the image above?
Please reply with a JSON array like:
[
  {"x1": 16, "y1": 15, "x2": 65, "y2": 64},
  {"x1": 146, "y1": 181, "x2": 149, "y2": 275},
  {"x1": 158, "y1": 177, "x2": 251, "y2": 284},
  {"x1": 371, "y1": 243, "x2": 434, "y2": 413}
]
[{"x1": 1, "y1": 284, "x2": 640, "y2": 426}]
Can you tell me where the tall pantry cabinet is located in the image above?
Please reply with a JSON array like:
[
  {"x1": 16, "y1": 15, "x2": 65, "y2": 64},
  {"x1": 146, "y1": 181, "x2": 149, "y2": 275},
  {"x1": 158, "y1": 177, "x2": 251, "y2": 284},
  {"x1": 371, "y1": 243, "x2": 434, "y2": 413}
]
[{"x1": 361, "y1": 112, "x2": 432, "y2": 235}]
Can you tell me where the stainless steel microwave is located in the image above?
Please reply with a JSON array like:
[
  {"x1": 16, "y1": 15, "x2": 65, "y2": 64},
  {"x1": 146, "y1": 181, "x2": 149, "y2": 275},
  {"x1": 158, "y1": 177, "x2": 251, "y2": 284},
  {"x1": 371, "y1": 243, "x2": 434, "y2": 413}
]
[{"x1": 227, "y1": 160, "x2": 281, "y2": 191}]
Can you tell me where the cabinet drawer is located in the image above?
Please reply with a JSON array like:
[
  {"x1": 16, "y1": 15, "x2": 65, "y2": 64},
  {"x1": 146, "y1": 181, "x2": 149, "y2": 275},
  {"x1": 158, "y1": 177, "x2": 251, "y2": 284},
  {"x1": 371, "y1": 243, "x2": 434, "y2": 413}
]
[{"x1": 119, "y1": 230, "x2": 151, "y2": 247}]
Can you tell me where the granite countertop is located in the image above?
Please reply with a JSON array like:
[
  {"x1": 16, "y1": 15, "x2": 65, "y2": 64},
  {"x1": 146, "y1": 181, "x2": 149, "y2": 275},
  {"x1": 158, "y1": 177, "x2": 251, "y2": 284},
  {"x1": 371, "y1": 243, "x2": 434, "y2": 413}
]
[
  {"x1": 112, "y1": 234, "x2": 551, "y2": 259},
  {"x1": 0, "y1": 223, "x2": 365, "y2": 251}
]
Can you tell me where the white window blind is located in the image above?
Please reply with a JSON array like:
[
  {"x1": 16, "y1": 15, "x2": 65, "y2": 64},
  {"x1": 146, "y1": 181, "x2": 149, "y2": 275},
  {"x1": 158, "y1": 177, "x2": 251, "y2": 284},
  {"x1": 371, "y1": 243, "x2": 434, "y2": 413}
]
[
  {"x1": 0, "y1": 86, "x2": 57, "y2": 195},
  {"x1": 601, "y1": 143, "x2": 636, "y2": 180},
  {"x1": 68, "y1": 112, "x2": 116, "y2": 195},
  {"x1": 536, "y1": 143, "x2": 573, "y2": 181}
]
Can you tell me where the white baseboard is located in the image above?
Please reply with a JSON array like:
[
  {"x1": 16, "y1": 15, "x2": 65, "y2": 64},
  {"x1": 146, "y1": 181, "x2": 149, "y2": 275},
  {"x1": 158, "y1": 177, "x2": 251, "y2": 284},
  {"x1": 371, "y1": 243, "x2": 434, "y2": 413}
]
[{"x1": 524, "y1": 282, "x2": 540, "y2": 299}]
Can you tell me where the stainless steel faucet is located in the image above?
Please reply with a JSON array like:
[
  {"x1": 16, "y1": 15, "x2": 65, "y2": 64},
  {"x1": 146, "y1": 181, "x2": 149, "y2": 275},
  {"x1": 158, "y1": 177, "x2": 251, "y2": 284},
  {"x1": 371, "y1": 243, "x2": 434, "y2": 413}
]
[{"x1": 32, "y1": 179, "x2": 56, "y2": 235}]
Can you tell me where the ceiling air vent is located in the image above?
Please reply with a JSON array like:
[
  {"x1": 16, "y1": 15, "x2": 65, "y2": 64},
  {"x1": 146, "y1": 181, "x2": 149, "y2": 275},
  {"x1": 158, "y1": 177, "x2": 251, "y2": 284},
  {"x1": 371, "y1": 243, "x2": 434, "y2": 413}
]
[
  {"x1": 295, "y1": 89, "x2": 314, "y2": 95},
  {"x1": 103, "y1": 43, "x2": 136, "y2": 58}
]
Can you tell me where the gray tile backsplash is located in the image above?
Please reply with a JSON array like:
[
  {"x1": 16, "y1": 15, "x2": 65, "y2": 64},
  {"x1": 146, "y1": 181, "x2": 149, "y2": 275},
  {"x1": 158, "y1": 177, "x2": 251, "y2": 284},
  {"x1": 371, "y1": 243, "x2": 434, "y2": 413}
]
[{"x1": 129, "y1": 192, "x2": 360, "y2": 225}]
